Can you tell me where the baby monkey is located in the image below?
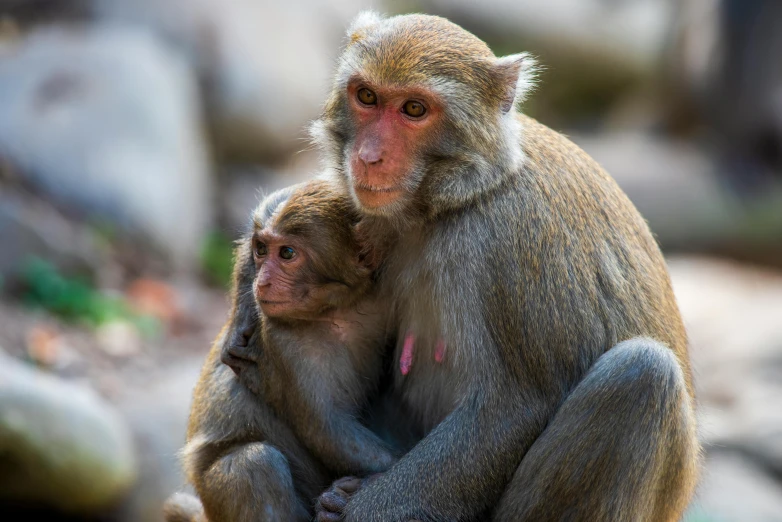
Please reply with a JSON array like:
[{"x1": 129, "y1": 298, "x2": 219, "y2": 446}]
[{"x1": 165, "y1": 180, "x2": 395, "y2": 522}]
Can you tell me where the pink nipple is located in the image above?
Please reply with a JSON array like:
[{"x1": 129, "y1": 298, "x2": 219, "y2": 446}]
[
  {"x1": 434, "y1": 339, "x2": 446, "y2": 363},
  {"x1": 400, "y1": 333, "x2": 415, "y2": 375}
]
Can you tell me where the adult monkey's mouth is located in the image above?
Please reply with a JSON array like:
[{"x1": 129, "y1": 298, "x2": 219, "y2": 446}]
[
  {"x1": 354, "y1": 182, "x2": 402, "y2": 193},
  {"x1": 352, "y1": 181, "x2": 405, "y2": 209}
]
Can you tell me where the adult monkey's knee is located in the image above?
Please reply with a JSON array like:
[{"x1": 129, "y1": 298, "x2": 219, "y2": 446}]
[
  {"x1": 586, "y1": 337, "x2": 699, "y2": 521},
  {"x1": 611, "y1": 338, "x2": 700, "y2": 521},
  {"x1": 597, "y1": 337, "x2": 690, "y2": 405},
  {"x1": 494, "y1": 337, "x2": 699, "y2": 522}
]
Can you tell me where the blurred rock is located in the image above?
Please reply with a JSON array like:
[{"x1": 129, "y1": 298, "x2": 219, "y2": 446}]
[
  {"x1": 220, "y1": 150, "x2": 319, "y2": 232},
  {"x1": 94, "y1": 0, "x2": 367, "y2": 162},
  {"x1": 126, "y1": 278, "x2": 181, "y2": 326},
  {"x1": 0, "y1": 0, "x2": 91, "y2": 29},
  {"x1": 25, "y1": 324, "x2": 65, "y2": 367},
  {"x1": 113, "y1": 359, "x2": 203, "y2": 522},
  {"x1": 96, "y1": 321, "x2": 142, "y2": 358},
  {"x1": 422, "y1": 0, "x2": 672, "y2": 67},
  {"x1": 0, "y1": 25, "x2": 213, "y2": 269},
  {"x1": 574, "y1": 133, "x2": 782, "y2": 266},
  {"x1": 220, "y1": 167, "x2": 269, "y2": 232},
  {"x1": 574, "y1": 133, "x2": 727, "y2": 245},
  {"x1": 666, "y1": 0, "x2": 782, "y2": 190},
  {"x1": 0, "y1": 186, "x2": 104, "y2": 288},
  {"x1": 661, "y1": 0, "x2": 721, "y2": 133},
  {"x1": 420, "y1": 0, "x2": 674, "y2": 126},
  {"x1": 0, "y1": 349, "x2": 137, "y2": 514},
  {"x1": 670, "y1": 257, "x2": 782, "y2": 477},
  {"x1": 685, "y1": 451, "x2": 782, "y2": 522}
]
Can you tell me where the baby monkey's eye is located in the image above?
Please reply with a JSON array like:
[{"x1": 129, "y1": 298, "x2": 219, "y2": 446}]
[
  {"x1": 254, "y1": 241, "x2": 267, "y2": 257},
  {"x1": 357, "y1": 88, "x2": 377, "y2": 105},
  {"x1": 279, "y1": 246, "x2": 296, "y2": 260},
  {"x1": 402, "y1": 100, "x2": 426, "y2": 117}
]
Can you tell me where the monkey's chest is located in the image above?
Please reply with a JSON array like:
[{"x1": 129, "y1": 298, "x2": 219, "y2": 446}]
[
  {"x1": 394, "y1": 356, "x2": 459, "y2": 433},
  {"x1": 391, "y1": 298, "x2": 461, "y2": 430},
  {"x1": 383, "y1": 235, "x2": 483, "y2": 428}
]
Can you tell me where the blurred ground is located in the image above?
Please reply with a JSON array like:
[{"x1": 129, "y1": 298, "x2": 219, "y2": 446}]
[{"x1": 1, "y1": 1, "x2": 781, "y2": 521}]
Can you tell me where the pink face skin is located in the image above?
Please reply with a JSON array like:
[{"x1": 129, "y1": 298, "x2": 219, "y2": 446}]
[
  {"x1": 346, "y1": 79, "x2": 442, "y2": 209},
  {"x1": 252, "y1": 229, "x2": 308, "y2": 318}
]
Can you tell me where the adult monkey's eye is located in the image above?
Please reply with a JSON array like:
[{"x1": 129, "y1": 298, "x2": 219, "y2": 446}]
[
  {"x1": 402, "y1": 100, "x2": 426, "y2": 117},
  {"x1": 254, "y1": 241, "x2": 267, "y2": 257},
  {"x1": 279, "y1": 246, "x2": 296, "y2": 260},
  {"x1": 357, "y1": 88, "x2": 377, "y2": 105}
]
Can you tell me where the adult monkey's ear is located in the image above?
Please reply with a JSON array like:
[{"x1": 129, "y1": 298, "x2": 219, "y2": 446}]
[
  {"x1": 494, "y1": 53, "x2": 538, "y2": 114},
  {"x1": 347, "y1": 10, "x2": 383, "y2": 44}
]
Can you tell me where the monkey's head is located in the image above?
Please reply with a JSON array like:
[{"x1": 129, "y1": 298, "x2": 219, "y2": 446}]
[
  {"x1": 311, "y1": 12, "x2": 537, "y2": 224},
  {"x1": 248, "y1": 180, "x2": 374, "y2": 321}
]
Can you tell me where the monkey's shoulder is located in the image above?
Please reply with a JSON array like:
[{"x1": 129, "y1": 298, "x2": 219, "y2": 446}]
[
  {"x1": 518, "y1": 115, "x2": 603, "y2": 172},
  {"x1": 505, "y1": 115, "x2": 658, "y2": 253}
]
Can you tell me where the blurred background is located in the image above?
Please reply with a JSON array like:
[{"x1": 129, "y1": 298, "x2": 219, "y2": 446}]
[{"x1": 0, "y1": 0, "x2": 781, "y2": 520}]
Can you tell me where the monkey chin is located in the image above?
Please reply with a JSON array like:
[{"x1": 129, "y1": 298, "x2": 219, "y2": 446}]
[{"x1": 353, "y1": 185, "x2": 403, "y2": 208}]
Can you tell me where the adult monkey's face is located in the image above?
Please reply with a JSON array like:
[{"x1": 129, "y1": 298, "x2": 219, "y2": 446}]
[
  {"x1": 311, "y1": 12, "x2": 537, "y2": 222},
  {"x1": 346, "y1": 80, "x2": 441, "y2": 210}
]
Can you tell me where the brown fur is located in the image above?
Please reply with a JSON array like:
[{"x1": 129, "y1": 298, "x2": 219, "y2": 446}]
[
  {"x1": 310, "y1": 12, "x2": 700, "y2": 522},
  {"x1": 165, "y1": 181, "x2": 396, "y2": 522}
]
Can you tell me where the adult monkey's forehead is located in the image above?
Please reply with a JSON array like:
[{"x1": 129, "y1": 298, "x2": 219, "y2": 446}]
[{"x1": 339, "y1": 13, "x2": 502, "y2": 100}]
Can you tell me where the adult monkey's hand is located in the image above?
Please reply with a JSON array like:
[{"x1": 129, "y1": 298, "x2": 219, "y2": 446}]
[{"x1": 310, "y1": 10, "x2": 699, "y2": 522}]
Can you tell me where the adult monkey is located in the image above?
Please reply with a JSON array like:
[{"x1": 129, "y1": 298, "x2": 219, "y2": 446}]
[{"x1": 311, "y1": 11, "x2": 700, "y2": 522}]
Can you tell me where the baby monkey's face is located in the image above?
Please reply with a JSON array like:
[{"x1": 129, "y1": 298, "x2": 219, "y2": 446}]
[
  {"x1": 251, "y1": 228, "x2": 305, "y2": 317},
  {"x1": 250, "y1": 185, "x2": 374, "y2": 322}
]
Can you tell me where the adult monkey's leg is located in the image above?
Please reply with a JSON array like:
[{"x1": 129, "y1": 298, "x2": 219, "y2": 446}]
[{"x1": 493, "y1": 338, "x2": 700, "y2": 522}]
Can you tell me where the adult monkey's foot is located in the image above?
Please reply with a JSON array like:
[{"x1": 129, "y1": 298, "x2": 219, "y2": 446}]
[
  {"x1": 315, "y1": 474, "x2": 423, "y2": 522},
  {"x1": 316, "y1": 474, "x2": 400, "y2": 522},
  {"x1": 315, "y1": 476, "x2": 364, "y2": 522}
]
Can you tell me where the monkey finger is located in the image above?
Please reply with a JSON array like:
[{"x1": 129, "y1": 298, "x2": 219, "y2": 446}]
[
  {"x1": 316, "y1": 511, "x2": 344, "y2": 522},
  {"x1": 364, "y1": 472, "x2": 383, "y2": 485},
  {"x1": 332, "y1": 476, "x2": 363, "y2": 493},
  {"x1": 317, "y1": 491, "x2": 348, "y2": 512},
  {"x1": 219, "y1": 352, "x2": 249, "y2": 376},
  {"x1": 238, "y1": 323, "x2": 255, "y2": 346}
]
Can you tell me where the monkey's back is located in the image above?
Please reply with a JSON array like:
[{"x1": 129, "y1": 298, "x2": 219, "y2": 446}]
[{"x1": 484, "y1": 114, "x2": 690, "y2": 396}]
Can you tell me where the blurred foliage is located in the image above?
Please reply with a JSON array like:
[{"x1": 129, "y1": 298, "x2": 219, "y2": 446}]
[
  {"x1": 201, "y1": 231, "x2": 235, "y2": 289},
  {"x1": 89, "y1": 219, "x2": 119, "y2": 248},
  {"x1": 20, "y1": 257, "x2": 160, "y2": 336}
]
